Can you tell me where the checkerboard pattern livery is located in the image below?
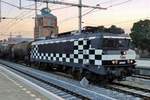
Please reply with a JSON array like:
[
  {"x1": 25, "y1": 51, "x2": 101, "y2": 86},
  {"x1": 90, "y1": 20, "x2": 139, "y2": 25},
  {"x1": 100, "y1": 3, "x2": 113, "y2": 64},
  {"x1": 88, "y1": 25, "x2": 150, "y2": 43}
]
[{"x1": 31, "y1": 38, "x2": 102, "y2": 66}]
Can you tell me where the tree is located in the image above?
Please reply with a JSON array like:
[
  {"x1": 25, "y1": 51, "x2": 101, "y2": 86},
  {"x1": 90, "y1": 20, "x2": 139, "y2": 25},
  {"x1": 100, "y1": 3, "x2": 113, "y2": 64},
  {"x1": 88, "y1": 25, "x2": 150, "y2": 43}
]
[{"x1": 130, "y1": 19, "x2": 150, "y2": 51}]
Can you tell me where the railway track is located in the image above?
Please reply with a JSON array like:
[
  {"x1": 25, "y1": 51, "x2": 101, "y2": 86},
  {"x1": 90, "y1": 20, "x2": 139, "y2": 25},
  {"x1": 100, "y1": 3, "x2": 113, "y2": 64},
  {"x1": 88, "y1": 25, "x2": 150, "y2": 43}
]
[
  {"x1": 106, "y1": 82, "x2": 150, "y2": 100},
  {"x1": 21, "y1": 62, "x2": 150, "y2": 100},
  {"x1": 0, "y1": 61, "x2": 88, "y2": 100},
  {"x1": 132, "y1": 74, "x2": 150, "y2": 80}
]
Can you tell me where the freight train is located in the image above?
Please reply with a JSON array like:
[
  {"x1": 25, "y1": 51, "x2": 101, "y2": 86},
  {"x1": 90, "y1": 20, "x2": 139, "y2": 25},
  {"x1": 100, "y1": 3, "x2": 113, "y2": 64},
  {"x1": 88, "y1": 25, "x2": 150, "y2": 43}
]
[{"x1": 0, "y1": 31, "x2": 136, "y2": 81}]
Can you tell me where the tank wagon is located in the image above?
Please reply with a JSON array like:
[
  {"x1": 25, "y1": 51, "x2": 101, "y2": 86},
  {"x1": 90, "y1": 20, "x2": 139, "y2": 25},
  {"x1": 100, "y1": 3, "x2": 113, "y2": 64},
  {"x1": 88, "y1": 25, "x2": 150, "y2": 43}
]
[
  {"x1": 0, "y1": 43, "x2": 14, "y2": 58},
  {"x1": 30, "y1": 32, "x2": 136, "y2": 80},
  {"x1": 11, "y1": 41, "x2": 31, "y2": 62}
]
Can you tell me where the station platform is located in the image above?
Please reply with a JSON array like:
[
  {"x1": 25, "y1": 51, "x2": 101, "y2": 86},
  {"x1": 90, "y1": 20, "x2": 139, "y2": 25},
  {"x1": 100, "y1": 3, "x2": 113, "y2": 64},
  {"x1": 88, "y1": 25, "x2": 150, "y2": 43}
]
[
  {"x1": 136, "y1": 60, "x2": 150, "y2": 69},
  {"x1": 135, "y1": 60, "x2": 150, "y2": 76},
  {"x1": 0, "y1": 69, "x2": 48, "y2": 100},
  {"x1": 0, "y1": 65, "x2": 64, "y2": 100}
]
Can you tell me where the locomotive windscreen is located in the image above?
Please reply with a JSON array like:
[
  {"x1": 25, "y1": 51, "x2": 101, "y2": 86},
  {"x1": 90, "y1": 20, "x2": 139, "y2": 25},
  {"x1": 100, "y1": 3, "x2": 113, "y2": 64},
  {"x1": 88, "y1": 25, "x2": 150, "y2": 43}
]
[{"x1": 102, "y1": 38, "x2": 130, "y2": 50}]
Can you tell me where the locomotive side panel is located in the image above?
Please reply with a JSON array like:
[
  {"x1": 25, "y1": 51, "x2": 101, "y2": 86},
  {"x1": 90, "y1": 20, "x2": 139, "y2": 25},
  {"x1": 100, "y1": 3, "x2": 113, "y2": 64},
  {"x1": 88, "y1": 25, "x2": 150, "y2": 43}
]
[
  {"x1": 30, "y1": 32, "x2": 136, "y2": 79},
  {"x1": 30, "y1": 35, "x2": 106, "y2": 75}
]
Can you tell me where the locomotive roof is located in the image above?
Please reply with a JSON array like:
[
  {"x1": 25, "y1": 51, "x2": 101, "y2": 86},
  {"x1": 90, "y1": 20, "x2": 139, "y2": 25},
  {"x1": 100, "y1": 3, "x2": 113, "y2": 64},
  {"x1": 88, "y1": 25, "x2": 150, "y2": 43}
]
[
  {"x1": 102, "y1": 33, "x2": 131, "y2": 39},
  {"x1": 32, "y1": 32, "x2": 100, "y2": 45},
  {"x1": 32, "y1": 32, "x2": 130, "y2": 45}
]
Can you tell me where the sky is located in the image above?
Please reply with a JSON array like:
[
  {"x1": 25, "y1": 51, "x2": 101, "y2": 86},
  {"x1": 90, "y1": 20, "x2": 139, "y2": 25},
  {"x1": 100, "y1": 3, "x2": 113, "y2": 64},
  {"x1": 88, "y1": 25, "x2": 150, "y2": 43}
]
[{"x1": 0, "y1": 0, "x2": 150, "y2": 39}]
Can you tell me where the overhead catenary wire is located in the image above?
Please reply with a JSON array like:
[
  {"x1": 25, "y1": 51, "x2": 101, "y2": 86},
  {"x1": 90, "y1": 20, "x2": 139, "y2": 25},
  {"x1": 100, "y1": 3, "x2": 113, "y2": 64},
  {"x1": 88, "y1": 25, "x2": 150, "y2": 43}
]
[
  {"x1": 0, "y1": 1, "x2": 76, "y2": 38},
  {"x1": 98, "y1": 0, "x2": 114, "y2": 4},
  {"x1": 28, "y1": 0, "x2": 107, "y2": 33},
  {"x1": 81, "y1": 0, "x2": 134, "y2": 25},
  {"x1": 2, "y1": 0, "x2": 134, "y2": 26},
  {"x1": 107, "y1": 0, "x2": 133, "y2": 8},
  {"x1": 58, "y1": 8, "x2": 98, "y2": 24},
  {"x1": 1, "y1": 0, "x2": 19, "y2": 9},
  {"x1": 1, "y1": 0, "x2": 134, "y2": 23},
  {"x1": 1, "y1": 0, "x2": 40, "y2": 10},
  {"x1": 0, "y1": 1, "x2": 40, "y2": 30},
  {"x1": 104, "y1": 16, "x2": 150, "y2": 26},
  {"x1": 3, "y1": 1, "x2": 105, "y2": 33},
  {"x1": 6, "y1": 11, "x2": 37, "y2": 31},
  {"x1": 57, "y1": 0, "x2": 135, "y2": 32},
  {"x1": 3, "y1": 2, "x2": 43, "y2": 31},
  {"x1": 6, "y1": 10, "x2": 33, "y2": 29},
  {"x1": 83, "y1": 0, "x2": 133, "y2": 16},
  {"x1": 4, "y1": 11, "x2": 30, "y2": 29},
  {"x1": 98, "y1": 0, "x2": 123, "y2": 4},
  {"x1": 82, "y1": 16, "x2": 150, "y2": 27},
  {"x1": 51, "y1": 5, "x2": 73, "y2": 11},
  {"x1": 82, "y1": 8, "x2": 95, "y2": 17},
  {"x1": 0, "y1": 0, "x2": 141, "y2": 38},
  {"x1": 2, "y1": 1, "x2": 73, "y2": 24},
  {"x1": 2, "y1": 5, "x2": 73, "y2": 20}
]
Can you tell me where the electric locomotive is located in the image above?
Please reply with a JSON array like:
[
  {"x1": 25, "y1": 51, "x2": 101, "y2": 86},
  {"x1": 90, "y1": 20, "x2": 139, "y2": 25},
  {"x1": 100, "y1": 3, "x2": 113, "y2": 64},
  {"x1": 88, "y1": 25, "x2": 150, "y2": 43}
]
[{"x1": 30, "y1": 32, "x2": 136, "y2": 80}]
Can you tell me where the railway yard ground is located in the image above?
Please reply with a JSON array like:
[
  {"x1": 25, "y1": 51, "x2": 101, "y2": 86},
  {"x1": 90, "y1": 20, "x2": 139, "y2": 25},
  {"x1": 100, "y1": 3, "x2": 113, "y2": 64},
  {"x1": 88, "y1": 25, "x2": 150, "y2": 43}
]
[{"x1": 0, "y1": 59, "x2": 150, "y2": 100}]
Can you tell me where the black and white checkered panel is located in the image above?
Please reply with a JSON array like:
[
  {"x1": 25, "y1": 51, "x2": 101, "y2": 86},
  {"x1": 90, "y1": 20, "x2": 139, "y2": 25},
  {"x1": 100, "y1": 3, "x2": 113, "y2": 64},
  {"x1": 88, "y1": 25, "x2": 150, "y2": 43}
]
[
  {"x1": 73, "y1": 38, "x2": 86, "y2": 64},
  {"x1": 31, "y1": 38, "x2": 102, "y2": 66},
  {"x1": 83, "y1": 49, "x2": 102, "y2": 65},
  {"x1": 73, "y1": 39, "x2": 102, "y2": 66},
  {"x1": 31, "y1": 44, "x2": 39, "y2": 59}
]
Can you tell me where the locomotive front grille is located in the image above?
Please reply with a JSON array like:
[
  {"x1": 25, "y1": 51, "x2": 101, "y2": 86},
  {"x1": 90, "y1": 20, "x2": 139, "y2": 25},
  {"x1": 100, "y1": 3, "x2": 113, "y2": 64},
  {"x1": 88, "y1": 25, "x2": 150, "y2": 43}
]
[{"x1": 102, "y1": 60, "x2": 135, "y2": 66}]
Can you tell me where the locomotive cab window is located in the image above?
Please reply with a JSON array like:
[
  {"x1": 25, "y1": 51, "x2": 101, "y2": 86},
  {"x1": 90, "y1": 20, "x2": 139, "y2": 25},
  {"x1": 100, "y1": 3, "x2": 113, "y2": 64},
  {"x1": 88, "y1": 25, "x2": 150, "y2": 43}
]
[{"x1": 102, "y1": 38, "x2": 130, "y2": 50}]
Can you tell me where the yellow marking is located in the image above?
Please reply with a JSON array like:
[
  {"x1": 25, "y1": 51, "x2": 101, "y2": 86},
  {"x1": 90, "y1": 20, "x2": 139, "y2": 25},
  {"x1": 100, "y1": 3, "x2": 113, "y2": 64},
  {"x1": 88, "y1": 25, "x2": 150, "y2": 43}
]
[
  {"x1": 22, "y1": 88, "x2": 27, "y2": 91},
  {"x1": 30, "y1": 94, "x2": 36, "y2": 97},
  {"x1": 26, "y1": 91, "x2": 31, "y2": 94}
]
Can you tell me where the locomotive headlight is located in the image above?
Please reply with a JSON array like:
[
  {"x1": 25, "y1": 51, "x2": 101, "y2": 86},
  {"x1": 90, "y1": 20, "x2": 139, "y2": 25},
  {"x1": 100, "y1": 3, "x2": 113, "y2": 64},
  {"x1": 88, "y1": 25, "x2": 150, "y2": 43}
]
[
  {"x1": 115, "y1": 60, "x2": 118, "y2": 64},
  {"x1": 121, "y1": 51, "x2": 127, "y2": 55},
  {"x1": 123, "y1": 51, "x2": 127, "y2": 55},
  {"x1": 130, "y1": 60, "x2": 133, "y2": 63},
  {"x1": 127, "y1": 60, "x2": 134, "y2": 64},
  {"x1": 112, "y1": 60, "x2": 118, "y2": 64},
  {"x1": 112, "y1": 60, "x2": 115, "y2": 64}
]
